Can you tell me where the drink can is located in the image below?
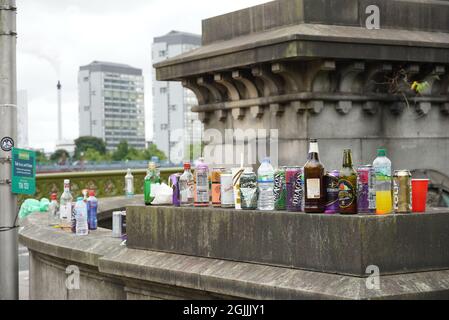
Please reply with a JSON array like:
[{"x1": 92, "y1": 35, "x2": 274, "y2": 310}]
[
  {"x1": 220, "y1": 172, "x2": 234, "y2": 208},
  {"x1": 112, "y1": 211, "x2": 122, "y2": 238},
  {"x1": 394, "y1": 170, "x2": 412, "y2": 213},
  {"x1": 357, "y1": 165, "x2": 376, "y2": 214},
  {"x1": 325, "y1": 170, "x2": 340, "y2": 214},
  {"x1": 240, "y1": 171, "x2": 258, "y2": 210},
  {"x1": 212, "y1": 168, "x2": 225, "y2": 207},
  {"x1": 232, "y1": 168, "x2": 245, "y2": 210},
  {"x1": 274, "y1": 167, "x2": 287, "y2": 210},
  {"x1": 194, "y1": 170, "x2": 209, "y2": 206},
  {"x1": 286, "y1": 166, "x2": 303, "y2": 212},
  {"x1": 169, "y1": 173, "x2": 182, "y2": 207}
]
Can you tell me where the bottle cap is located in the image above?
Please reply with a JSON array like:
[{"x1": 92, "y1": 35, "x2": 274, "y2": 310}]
[
  {"x1": 183, "y1": 162, "x2": 191, "y2": 170},
  {"x1": 244, "y1": 167, "x2": 254, "y2": 173},
  {"x1": 64, "y1": 179, "x2": 70, "y2": 184},
  {"x1": 77, "y1": 197, "x2": 83, "y2": 201},
  {"x1": 89, "y1": 190, "x2": 95, "y2": 197},
  {"x1": 50, "y1": 193, "x2": 57, "y2": 200},
  {"x1": 377, "y1": 148, "x2": 386, "y2": 157}
]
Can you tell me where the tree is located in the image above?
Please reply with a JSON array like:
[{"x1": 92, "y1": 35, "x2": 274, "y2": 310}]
[
  {"x1": 144, "y1": 143, "x2": 167, "y2": 161},
  {"x1": 74, "y1": 136, "x2": 107, "y2": 159},
  {"x1": 186, "y1": 143, "x2": 204, "y2": 162},
  {"x1": 35, "y1": 151, "x2": 49, "y2": 164},
  {"x1": 50, "y1": 149, "x2": 70, "y2": 165},
  {"x1": 112, "y1": 140, "x2": 130, "y2": 161},
  {"x1": 83, "y1": 148, "x2": 112, "y2": 162}
]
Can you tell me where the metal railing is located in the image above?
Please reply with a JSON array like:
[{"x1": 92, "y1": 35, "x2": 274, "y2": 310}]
[{"x1": 18, "y1": 167, "x2": 182, "y2": 202}]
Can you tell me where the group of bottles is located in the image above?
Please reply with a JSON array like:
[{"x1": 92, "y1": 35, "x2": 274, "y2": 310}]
[
  {"x1": 135, "y1": 139, "x2": 394, "y2": 215},
  {"x1": 302, "y1": 139, "x2": 393, "y2": 215},
  {"x1": 54, "y1": 179, "x2": 98, "y2": 235}
]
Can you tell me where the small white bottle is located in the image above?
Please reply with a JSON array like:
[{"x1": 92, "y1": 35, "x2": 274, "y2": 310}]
[
  {"x1": 48, "y1": 193, "x2": 59, "y2": 226},
  {"x1": 125, "y1": 168, "x2": 134, "y2": 198},
  {"x1": 60, "y1": 179, "x2": 73, "y2": 228}
]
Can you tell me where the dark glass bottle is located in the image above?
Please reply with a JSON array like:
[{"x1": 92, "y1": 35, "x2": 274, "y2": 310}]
[
  {"x1": 338, "y1": 149, "x2": 358, "y2": 214},
  {"x1": 304, "y1": 139, "x2": 326, "y2": 213}
]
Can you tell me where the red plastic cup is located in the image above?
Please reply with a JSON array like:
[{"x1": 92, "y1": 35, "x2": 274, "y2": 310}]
[{"x1": 412, "y1": 179, "x2": 429, "y2": 213}]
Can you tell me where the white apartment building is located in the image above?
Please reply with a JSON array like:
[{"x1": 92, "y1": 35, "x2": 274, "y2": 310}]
[
  {"x1": 152, "y1": 31, "x2": 203, "y2": 164},
  {"x1": 78, "y1": 61, "x2": 145, "y2": 150}
]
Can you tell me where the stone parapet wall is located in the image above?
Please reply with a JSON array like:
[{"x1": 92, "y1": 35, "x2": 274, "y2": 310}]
[{"x1": 19, "y1": 203, "x2": 449, "y2": 300}]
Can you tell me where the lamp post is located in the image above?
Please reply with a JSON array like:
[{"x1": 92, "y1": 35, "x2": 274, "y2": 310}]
[{"x1": 0, "y1": 0, "x2": 18, "y2": 300}]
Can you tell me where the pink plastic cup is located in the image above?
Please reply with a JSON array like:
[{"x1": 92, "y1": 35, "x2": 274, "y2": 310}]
[{"x1": 412, "y1": 179, "x2": 429, "y2": 213}]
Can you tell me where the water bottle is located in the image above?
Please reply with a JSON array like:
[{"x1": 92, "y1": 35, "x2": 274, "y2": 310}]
[
  {"x1": 373, "y1": 148, "x2": 393, "y2": 215},
  {"x1": 75, "y1": 197, "x2": 89, "y2": 236},
  {"x1": 87, "y1": 190, "x2": 98, "y2": 230},
  {"x1": 257, "y1": 158, "x2": 275, "y2": 211}
]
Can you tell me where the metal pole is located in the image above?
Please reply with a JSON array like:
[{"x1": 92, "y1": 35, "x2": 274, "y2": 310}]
[{"x1": 0, "y1": 0, "x2": 18, "y2": 300}]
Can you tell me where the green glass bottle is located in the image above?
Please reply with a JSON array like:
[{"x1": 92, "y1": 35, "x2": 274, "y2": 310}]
[
  {"x1": 338, "y1": 149, "x2": 358, "y2": 215},
  {"x1": 144, "y1": 162, "x2": 160, "y2": 205}
]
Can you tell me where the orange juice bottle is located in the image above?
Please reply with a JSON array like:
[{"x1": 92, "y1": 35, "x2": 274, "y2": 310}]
[{"x1": 373, "y1": 149, "x2": 393, "y2": 215}]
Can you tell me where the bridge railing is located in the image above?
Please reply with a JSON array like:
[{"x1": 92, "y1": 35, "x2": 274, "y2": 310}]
[{"x1": 19, "y1": 168, "x2": 182, "y2": 203}]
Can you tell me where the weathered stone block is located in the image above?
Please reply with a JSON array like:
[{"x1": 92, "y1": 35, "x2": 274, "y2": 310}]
[{"x1": 126, "y1": 206, "x2": 449, "y2": 277}]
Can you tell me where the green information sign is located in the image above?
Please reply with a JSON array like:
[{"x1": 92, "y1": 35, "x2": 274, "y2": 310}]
[{"x1": 11, "y1": 148, "x2": 36, "y2": 195}]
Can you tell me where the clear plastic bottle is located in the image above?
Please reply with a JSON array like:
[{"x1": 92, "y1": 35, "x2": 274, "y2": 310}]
[
  {"x1": 194, "y1": 158, "x2": 210, "y2": 207},
  {"x1": 125, "y1": 168, "x2": 134, "y2": 198},
  {"x1": 48, "y1": 193, "x2": 59, "y2": 226},
  {"x1": 75, "y1": 197, "x2": 89, "y2": 236},
  {"x1": 257, "y1": 158, "x2": 275, "y2": 211},
  {"x1": 373, "y1": 148, "x2": 393, "y2": 215},
  {"x1": 179, "y1": 162, "x2": 194, "y2": 207},
  {"x1": 59, "y1": 179, "x2": 73, "y2": 228}
]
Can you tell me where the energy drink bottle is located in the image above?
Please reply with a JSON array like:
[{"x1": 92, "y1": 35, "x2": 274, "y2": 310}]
[{"x1": 286, "y1": 166, "x2": 304, "y2": 212}]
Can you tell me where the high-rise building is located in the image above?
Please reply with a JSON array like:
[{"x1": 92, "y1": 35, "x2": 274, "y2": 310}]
[
  {"x1": 78, "y1": 61, "x2": 146, "y2": 150},
  {"x1": 17, "y1": 90, "x2": 29, "y2": 149},
  {"x1": 152, "y1": 31, "x2": 203, "y2": 163}
]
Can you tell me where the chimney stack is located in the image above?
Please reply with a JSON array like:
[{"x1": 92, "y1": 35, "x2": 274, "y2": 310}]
[{"x1": 57, "y1": 81, "x2": 62, "y2": 142}]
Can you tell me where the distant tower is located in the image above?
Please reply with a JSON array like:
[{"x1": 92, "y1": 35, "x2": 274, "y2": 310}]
[{"x1": 57, "y1": 81, "x2": 62, "y2": 142}]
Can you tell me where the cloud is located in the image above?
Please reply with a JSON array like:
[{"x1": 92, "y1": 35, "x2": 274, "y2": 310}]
[{"x1": 16, "y1": 0, "x2": 269, "y2": 152}]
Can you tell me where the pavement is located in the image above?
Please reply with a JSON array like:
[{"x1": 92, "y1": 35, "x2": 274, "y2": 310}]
[{"x1": 19, "y1": 244, "x2": 29, "y2": 300}]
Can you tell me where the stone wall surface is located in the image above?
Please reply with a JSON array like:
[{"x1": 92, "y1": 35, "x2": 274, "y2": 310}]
[{"x1": 18, "y1": 200, "x2": 449, "y2": 300}]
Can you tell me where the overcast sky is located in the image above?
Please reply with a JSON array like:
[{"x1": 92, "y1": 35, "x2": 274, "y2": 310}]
[{"x1": 16, "y1": 0, "x2": 268, "y2": 152}]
